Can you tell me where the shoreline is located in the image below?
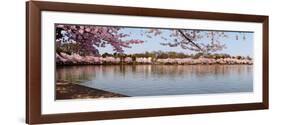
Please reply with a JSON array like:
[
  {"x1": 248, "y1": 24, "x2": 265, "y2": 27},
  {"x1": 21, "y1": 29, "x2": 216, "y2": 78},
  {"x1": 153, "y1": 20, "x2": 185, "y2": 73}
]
[
  {"x1": 56, "y1": 82, "x2": 128, "y2": 100},
  {"x1": 56, "y1": 52, "x2": 253, "y2": 66},
  {"x1": 56, "y1": 63, "x2": 253, "y2": 66}
]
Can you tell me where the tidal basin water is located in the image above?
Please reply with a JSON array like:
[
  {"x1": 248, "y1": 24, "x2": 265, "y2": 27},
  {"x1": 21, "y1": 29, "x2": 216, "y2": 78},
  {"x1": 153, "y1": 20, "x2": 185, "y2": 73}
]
[{"x1": 56, "y1": 65, "x2": 253, "y2": 97}]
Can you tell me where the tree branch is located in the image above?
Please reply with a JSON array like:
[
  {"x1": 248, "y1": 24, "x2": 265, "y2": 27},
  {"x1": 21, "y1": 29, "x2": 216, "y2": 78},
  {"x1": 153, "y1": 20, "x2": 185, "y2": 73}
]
[{"x1": 177, "y1": 30, "x2": 203, "y2": 51}]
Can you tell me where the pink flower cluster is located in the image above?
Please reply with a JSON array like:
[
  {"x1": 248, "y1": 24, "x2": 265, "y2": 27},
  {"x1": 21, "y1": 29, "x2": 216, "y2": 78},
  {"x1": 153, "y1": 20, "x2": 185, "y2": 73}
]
[{"x1": 157, "y1": 57, "x2": 252, "y2": 64}]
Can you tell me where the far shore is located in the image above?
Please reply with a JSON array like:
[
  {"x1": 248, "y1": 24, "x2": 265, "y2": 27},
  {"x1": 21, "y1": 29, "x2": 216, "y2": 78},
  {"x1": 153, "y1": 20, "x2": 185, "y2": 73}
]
[
  {"x1": 56, "y1": 52, "x2": 253, "y2": 66},
  {"x1": 56, "y1": 63, "x2": 253, "y2": 67}
]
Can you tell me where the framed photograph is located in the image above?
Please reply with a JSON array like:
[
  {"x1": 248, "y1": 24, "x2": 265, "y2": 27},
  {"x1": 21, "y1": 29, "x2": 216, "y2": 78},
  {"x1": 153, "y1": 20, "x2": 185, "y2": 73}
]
[{"x1": 26, "y1": 1, "x2": 269, "y2": 124}]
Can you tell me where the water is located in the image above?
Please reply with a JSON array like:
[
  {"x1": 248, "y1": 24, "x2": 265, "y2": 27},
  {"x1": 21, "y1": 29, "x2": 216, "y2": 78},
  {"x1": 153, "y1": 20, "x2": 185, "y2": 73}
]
[{"x1": 56, "y1": 65, "x2": 253, "y2": 97}]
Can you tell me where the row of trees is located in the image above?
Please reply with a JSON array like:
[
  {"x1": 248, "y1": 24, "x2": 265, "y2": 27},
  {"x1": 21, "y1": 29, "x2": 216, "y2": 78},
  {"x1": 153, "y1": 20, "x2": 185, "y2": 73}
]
[
  {"x1": 56, "y1": 52, "x2": 253, "y2": 65},
  {"x1": 100, "y1": 51, "x2": 252, "y2": 60}
]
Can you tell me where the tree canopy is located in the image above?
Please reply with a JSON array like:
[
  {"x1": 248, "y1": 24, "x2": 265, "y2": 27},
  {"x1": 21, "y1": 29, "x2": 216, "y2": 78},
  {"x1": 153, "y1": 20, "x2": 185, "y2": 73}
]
[
  {"x1": 56, "y1": 24, "x2": 144, "y2": 56},
  {"x1": 56, "y1": 24, "x2": 247, "y2": 56}
]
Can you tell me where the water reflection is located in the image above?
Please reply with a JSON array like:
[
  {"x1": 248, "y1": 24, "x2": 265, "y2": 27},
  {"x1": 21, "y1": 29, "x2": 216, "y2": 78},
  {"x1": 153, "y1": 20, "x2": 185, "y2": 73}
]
[{"x1": 56, "y1": 65, "x2": 253, "y2": 96}]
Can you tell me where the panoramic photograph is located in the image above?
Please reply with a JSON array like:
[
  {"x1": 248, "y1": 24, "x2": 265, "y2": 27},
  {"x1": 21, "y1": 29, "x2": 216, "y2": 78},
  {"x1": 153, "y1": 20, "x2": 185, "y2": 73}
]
[{"x1": 55, "y1": 24, "x2": 254, "y2": 100}]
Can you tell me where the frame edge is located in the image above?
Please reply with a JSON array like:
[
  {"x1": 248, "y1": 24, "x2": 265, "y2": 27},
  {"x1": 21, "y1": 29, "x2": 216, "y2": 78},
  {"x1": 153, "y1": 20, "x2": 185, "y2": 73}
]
[
  {"x1": 25, "y1": 1, "x2": 29, "y2": 124},
  {"x1": 262, "y1": 16, "x2": 269, "y2": 109},
  {"x1": 27, "y1": 1, "x2": 43, "y2": 124}
]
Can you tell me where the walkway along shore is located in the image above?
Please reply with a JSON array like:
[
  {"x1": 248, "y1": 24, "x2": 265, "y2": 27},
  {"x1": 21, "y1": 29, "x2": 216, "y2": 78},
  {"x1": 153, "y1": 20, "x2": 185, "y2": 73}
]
[{"x1": 56, "y1": 81, "x2": 128, "y2": 100}]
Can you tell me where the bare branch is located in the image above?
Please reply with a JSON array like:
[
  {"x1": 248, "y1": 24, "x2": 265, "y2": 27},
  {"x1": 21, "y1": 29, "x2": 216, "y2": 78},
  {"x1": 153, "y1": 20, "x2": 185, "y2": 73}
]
[{"x1": 177, "y1": 30, "x2": 203, "y2": 51}]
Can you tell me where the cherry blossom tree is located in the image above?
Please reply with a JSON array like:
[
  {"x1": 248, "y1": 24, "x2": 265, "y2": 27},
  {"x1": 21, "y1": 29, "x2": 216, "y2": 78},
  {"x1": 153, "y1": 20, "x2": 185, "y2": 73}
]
[
  {"x1": 56, "y1": 24, "x2": 144, "y2": 56},
  {"x1": 145, "y1": 29, "x2": 246, "y2": 55},
  {"x1": 56, "y1": 24, "x2": 247, "y2": 56}
]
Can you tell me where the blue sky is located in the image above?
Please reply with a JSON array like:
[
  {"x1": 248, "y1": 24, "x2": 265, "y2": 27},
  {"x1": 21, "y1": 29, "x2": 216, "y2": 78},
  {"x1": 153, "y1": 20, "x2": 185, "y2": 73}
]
[{"x1": 98, "y1": 27, "x2": 253, "y2": 57}]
